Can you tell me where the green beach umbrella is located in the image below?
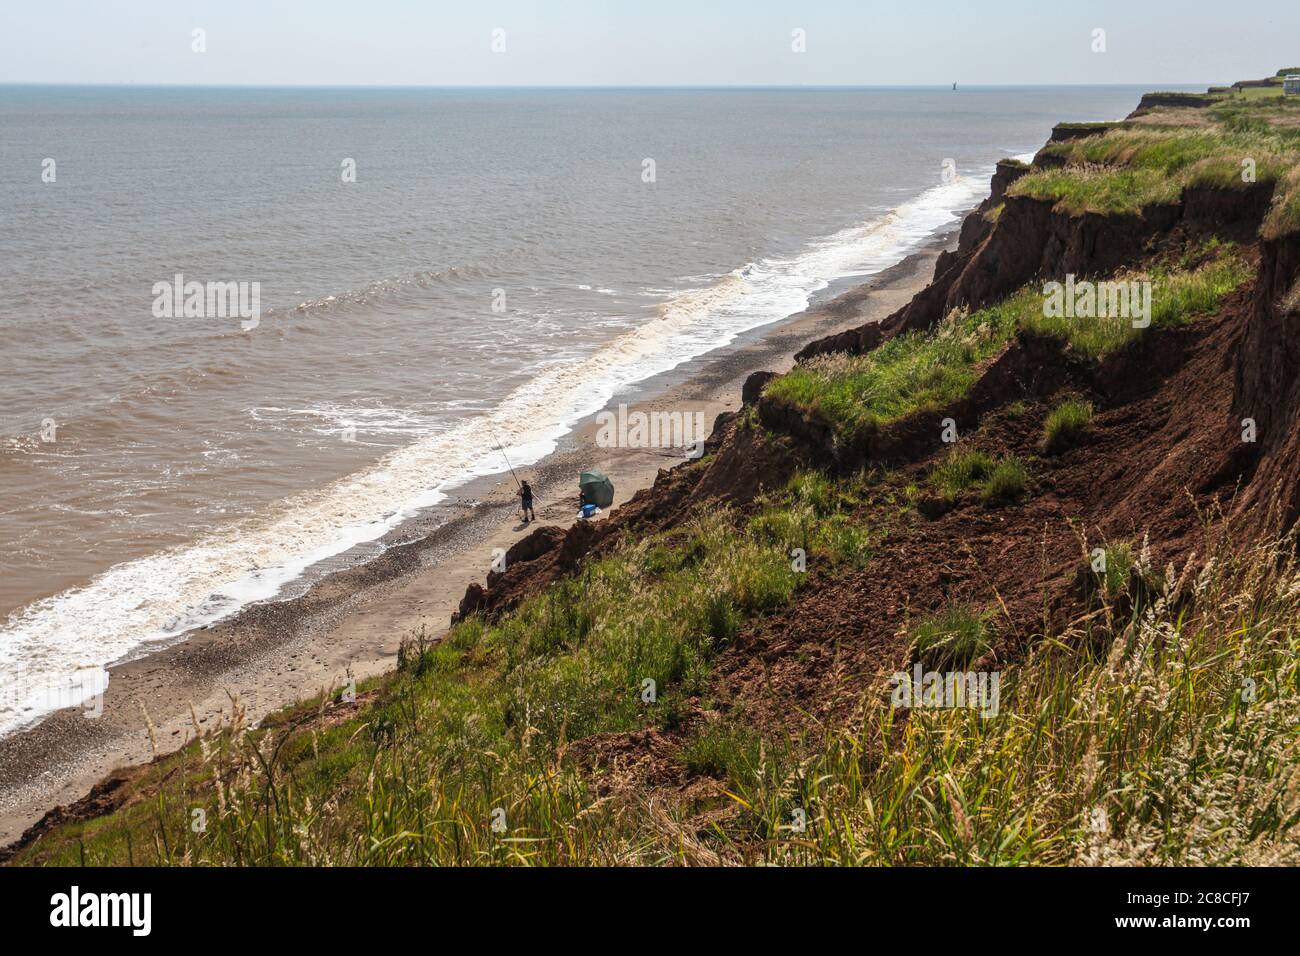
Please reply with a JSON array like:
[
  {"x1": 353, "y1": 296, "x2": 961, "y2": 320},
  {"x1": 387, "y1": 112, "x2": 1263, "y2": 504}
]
[{"x1": 579, "y1": 470, "x2": 615, "y2": 508}]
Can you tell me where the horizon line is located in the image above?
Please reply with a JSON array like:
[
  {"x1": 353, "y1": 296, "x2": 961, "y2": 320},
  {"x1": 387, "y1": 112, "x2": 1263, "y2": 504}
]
[{"x1": 0, "y1": 80, "x2": 1211, "y2": 91}]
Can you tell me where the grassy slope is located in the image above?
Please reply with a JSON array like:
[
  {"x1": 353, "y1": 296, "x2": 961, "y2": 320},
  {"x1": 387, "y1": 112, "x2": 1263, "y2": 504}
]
[
  {"x1": 16, "y1": 460, "x2": 1299, "y2": 866},
  {"x1": 765, "y1": 289, "x2": 1032, "y2": 444},
  {"x1": 11, "y1": 472, "x2": 879, "y2": 865},
  {"x1": 766, "y1": 246, "x2": 1251, "y2": 448}
]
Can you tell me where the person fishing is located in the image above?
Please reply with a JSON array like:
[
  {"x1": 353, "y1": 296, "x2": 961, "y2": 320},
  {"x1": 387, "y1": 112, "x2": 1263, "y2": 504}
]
[
  {"x1": 518, "y1": 479, "x2": 536, "y2": 523},
  {"x1": 492, "y1": 432, "x2": 537, "y2": 525}
]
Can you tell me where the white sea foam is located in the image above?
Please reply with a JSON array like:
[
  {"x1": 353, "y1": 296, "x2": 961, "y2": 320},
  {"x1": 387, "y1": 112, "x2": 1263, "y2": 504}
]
[{"x1": 0, "y1": 167, "x2": 995, "y2": 737}]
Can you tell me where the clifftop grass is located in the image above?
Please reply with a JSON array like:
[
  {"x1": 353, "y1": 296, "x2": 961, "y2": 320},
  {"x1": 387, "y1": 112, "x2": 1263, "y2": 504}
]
[{"x1": 1018, "y1": 115, "x2": 1300, "y2": 236}]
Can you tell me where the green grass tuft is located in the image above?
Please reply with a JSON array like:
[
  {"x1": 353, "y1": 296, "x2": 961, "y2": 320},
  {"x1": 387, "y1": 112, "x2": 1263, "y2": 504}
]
[
  {"x1": 768, "y1": 250, "x2": 1249, "y2": 453},
  {"x1": 980, "y1": 458, "x2": 1029, "y2": 505},
  {"x1": 910, "y1": 606, "x2": 994, "y2": 670},
  {"x1": 928, "y1": 448, "x2": 1027, "y2": 506},
  {"x1": 928, "y1": 447, "x2": 995, "y2": 501},
  {"x1": 1095, "y1": 541, "x2": 1136, "y2": 597},
  {"x1": 679, "y1": 720, "x2": 762, "y2": 778},
  {"x1": 1042, "y1": 400, "x2": 1094, "y2": 453}
]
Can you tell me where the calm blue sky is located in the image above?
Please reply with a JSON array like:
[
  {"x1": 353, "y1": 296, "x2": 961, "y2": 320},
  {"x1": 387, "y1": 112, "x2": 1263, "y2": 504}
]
[{"x1": 2, "y1": 0, "x2": 1294, "y2": 87}]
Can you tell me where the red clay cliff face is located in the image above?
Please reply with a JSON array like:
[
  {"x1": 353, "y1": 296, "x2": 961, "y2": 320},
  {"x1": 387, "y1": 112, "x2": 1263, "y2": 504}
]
[
  {"x1": 1232, "y1": 234, "x2": 1300, "y2": 531},
  {"x1": 1182, "y1": 183, "x2": 1277, "y2": 243},
  {"x1": 799, "y1": 160, "x2": 1270, "y2": 367},
  {"x1": 1130, "y1": 92, "x2": 1219, "y2": 115},
  {"x1": 800, "y1": 164, "x2": 1180, "y2": 360}
]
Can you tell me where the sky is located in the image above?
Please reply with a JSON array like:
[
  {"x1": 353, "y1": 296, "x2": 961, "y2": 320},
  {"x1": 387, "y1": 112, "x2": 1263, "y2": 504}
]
[{"x1": 1, "y1": 0, "x2": 1295, "y2": 88}]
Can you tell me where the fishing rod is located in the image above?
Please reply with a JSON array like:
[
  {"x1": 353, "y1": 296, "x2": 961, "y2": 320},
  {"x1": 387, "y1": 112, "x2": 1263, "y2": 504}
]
[{"x1": 491, "y1": 432, "x2": 523, "y2": 490}]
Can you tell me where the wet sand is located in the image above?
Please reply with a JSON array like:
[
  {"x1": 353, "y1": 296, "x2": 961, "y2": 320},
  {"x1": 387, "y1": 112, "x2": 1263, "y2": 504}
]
[{"x1": 0, "y1": 228, "x2": 958, "y2": 848}]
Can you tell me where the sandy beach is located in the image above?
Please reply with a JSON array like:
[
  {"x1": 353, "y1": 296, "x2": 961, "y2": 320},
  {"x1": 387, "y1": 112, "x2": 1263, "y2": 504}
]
[{"x1": 0, "y1": 229, "x2": 957, "y2": 848}]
